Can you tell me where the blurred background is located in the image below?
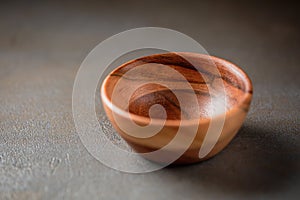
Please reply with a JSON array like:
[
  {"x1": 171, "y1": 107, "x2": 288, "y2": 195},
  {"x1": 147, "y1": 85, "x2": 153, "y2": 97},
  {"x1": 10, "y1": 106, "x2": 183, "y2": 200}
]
[{"x1": 0, "y1": 0, "x2": 299, "y2": 199}]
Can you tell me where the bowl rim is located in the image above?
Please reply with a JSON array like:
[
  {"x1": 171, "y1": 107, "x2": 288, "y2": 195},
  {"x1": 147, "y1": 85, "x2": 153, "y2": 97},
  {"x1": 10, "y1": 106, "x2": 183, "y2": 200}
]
[{"x1": 101, "y1": 52, "x2": 253, "y2": 127}]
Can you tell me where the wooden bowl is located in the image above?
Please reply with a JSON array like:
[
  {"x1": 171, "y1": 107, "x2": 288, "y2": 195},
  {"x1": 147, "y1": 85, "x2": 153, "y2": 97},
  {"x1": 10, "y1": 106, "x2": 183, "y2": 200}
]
[{"x1": 101, "y1": 52, "x2": 253, "y2": 165}]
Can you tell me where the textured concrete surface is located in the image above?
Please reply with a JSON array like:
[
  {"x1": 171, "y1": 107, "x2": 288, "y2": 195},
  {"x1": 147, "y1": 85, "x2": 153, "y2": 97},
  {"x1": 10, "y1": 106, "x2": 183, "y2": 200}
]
[{"x1": 0, "y1": 1, "x2": 299, "y2": 199}]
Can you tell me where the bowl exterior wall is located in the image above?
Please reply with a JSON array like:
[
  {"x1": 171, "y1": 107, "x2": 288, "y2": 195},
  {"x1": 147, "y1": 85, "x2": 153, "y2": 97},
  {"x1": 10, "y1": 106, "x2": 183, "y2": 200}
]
[{"x1": 102, "y1": 100, "x2": 250, "y2": 165}]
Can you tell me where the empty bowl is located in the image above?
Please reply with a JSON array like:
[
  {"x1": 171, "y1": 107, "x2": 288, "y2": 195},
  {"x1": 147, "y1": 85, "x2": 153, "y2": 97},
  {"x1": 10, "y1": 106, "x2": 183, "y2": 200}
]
[{"x1": 101, "y1": 52, "x2": 253, "y2": 164}]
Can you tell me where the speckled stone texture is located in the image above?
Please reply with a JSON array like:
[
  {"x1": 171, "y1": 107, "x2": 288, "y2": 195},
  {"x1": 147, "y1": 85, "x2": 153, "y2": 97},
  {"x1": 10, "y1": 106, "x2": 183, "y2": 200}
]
[{"x1": 0, "y1": 1, "x2": 299, "y2": 199}]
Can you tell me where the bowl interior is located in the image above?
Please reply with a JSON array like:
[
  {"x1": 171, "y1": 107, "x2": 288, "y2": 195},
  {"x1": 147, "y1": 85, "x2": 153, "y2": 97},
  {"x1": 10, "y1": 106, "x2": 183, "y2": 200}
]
[{"x1": 102, "y1": 52, "x2": 252, "y2": 121}]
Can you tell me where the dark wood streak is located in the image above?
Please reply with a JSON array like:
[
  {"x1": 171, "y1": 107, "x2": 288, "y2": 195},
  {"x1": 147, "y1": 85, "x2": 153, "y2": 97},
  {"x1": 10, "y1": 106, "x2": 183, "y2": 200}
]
[
  {"x1": 110, "y1": 73, "x2": 209, "y2": 85},
  {"x1": 157, "y1": 92, "x2": 190, "y2": 119},
  {"x1": 138, "y1": 61, "x2": 219, "y2": 79},
  {"x1": 219, "y1": 75, "x2": 245, "y2": 92},
  {"x1": 172, "y1": 88, "x2": 213, "y2": 98}
]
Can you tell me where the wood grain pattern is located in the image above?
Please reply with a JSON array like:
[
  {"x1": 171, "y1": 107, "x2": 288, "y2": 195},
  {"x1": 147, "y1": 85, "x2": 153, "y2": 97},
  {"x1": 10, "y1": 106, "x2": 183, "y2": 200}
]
[{"x1": 101, "y1": 52, "x2": 253, "y2": 164}]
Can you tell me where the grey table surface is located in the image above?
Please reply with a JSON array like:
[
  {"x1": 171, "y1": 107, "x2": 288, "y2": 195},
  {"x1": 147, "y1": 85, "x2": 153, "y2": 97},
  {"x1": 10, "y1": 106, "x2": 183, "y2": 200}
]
[{"x1": 0, "y1": 0, "x2": 299, "y2": 199}]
